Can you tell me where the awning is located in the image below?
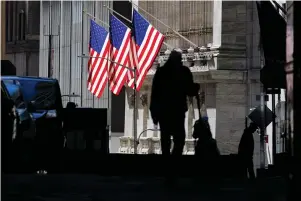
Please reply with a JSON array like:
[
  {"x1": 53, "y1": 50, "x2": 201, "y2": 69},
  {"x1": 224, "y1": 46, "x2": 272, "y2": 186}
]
[{"x1": 257, "y1": 1, "x2": 286, "y2": 89}]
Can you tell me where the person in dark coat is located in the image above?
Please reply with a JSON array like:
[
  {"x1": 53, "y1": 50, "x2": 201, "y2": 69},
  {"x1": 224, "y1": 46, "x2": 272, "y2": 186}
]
[
  {"x1": 194, "y1": 118, "x2": 220, "y2": 159},
  {"x1": 238, "y1": 122, "x2": 258, "y2": 180},
  {"x1": 150, "y1": 50, "x2": 200, "y2": 156}
]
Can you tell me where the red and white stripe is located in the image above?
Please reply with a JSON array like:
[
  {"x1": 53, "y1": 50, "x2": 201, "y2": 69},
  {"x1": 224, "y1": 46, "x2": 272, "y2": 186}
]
[
  {"x1": 87, "y1": 35, "x2": 111, "y2": 98},
  {"x1": 109, "y1": 29, "x2": 131, "y2": 95},
  {"x1": 127, "y1": 26, "x2": 164, "y2": 91},
  {"x1": 126, "y1": 36, "x2": 139, "y2": 88}
]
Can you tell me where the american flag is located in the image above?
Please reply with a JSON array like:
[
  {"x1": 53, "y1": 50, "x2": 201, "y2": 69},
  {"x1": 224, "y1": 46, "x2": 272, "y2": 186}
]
[
  {"x1": 127, "y1": 9, "x2": 164, "y2": 91},
  {"x1": 109, "y1": 14, "x2": 132, "y2": 95},
  {"x1": 126, "y1": 36, "x2": 139, "y2": 88},
  {"x1": 87, "y1": 19, "x2": 111, "y2": 98}
]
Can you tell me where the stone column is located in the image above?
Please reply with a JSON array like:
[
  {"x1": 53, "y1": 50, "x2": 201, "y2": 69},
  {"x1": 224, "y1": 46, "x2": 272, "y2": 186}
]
[
  {"x1": 216, "y1": 1, "x2": 248, "y2": 71},
  {"x1": 187, "y1": 97, "x2": 195, "y2": 139},
  {"x1": 140, "y1": 92, "x2": 148, "y2": 137},
  {"x1": 212, "y1": 0, "x2": 222, "y2": 49},
  {"x1": 213, "y1": 71, "x2": 248, "y2": 154},
  {"x1": 212, "y1": 2, "x2": 255, "y2": 155},
  {"x1": 140, "y1": 91, "x2": 152, "y2": 154}
]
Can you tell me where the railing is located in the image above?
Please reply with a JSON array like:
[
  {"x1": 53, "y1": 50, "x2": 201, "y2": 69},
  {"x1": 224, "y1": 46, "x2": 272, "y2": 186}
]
[{"x1": 119, "y1": 129, "x2": 198, "y2": 155}]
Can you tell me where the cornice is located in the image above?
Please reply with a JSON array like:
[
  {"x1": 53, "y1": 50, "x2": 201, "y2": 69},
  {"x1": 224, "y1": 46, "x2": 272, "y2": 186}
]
[{"x1": 148, "y1": 46, "x2": 219, "y2": 76}]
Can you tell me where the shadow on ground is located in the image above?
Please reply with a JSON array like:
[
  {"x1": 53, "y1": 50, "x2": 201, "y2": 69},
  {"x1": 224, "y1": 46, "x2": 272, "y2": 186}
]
[{"x1": 2, "y1": 174, "x2": 288, "y2": 201}]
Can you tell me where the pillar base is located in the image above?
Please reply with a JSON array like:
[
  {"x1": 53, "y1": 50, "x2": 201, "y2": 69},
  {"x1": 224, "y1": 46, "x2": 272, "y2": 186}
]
[
  {"x1": 118, "y1": 136, "x2": 130, "y2": 153},
  {"x1": 185, "y1": 139, "x2": 196, "y2": 155},
  {"x1": 139, "y1": 137, "x2": 152, "y2": 154}
]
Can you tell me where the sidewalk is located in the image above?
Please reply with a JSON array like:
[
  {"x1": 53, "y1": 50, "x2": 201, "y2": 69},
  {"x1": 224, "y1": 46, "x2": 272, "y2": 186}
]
[{"x1": 3, "y1": 174, "x2": 288, "y2": 201}]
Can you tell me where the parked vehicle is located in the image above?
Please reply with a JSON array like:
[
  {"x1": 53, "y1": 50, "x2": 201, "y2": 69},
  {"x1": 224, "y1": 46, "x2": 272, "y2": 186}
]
[
  {"x1": 1, "y1": 80, "x2": 17, "y2": 172},
  {"x1": 1, "y1": 76, "x2": 63, "y2": 124},
  {"x1": 3, "y1": 80, "x2": 35, "y2": 139},
  {"x1": 1, "y1": 80, "x2": 17, "y2": 142},
  {"x1": 2, "y1": 76, "x2": 65, "y2": 172}
]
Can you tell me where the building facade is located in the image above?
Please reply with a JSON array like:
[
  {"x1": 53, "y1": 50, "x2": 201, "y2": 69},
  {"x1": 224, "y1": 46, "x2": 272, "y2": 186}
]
[
  {"x1": 122, "y1": 1, "x2": 287, "y2": 168},
  {"x1": 4, "y1": 1, "x2": 288, "y2": 167},
  {"x1": 37, "y1": 1, "x2": 264, "y2": 159},
  {"x1": 4, "y1": 1, "x2": 40, "y2": 76},
  {"x1": 122, "y1": 1, "x2": 263, "y2": 156}
]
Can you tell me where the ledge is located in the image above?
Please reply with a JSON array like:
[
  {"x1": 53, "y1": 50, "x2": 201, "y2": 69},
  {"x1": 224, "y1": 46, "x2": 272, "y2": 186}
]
[
  {"x1": 147, "y1": 47, "x2": 219, "y2": 76},
  {"x1": 140, "y1": 69, "x2": 255, "y2": 89},
  {"x1": 210, "y1": 70, "x2": 247, "y2": 81},
  {"x1": 134, "y1": 46, "x2": 260, "y2": 88},
  {"x1": 6, "y1": 40, "x2": 40, "y2": 53}
]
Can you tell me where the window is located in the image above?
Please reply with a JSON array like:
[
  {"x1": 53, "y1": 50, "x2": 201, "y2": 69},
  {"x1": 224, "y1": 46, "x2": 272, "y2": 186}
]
[
  {"x1": 1, "y1": 81, "x2": 11, "y2": 100},
  {"x1": 18, "y1": 9, "x2": 26, "y2": 40},
  {"x1": 5, "y1": 1, "x2": 14, "y2": 42},
  {"x1": 2, "y1": 80, "x2": 26, "y2": 109},
  {"x1": 5, "y1": 2, "x2": 27, "y2": 42}
]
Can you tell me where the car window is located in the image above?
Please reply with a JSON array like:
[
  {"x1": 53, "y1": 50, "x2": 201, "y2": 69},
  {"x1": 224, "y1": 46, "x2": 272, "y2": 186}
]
[
  {"x1": 3, "y1": 80, "x2": 26, "y2": 109},
  {"x1": 1, "y1": 81, "x2": 11, "y2": 99},
  {"x1": 16, "y1": 80, "x2": 59, "y2": 110},
  {"x1": 2, "y1": 79, "x2": 63, "y2": 111},
  {"x1": 1, "y1": 81, "x2": 14, "y2": 113}
]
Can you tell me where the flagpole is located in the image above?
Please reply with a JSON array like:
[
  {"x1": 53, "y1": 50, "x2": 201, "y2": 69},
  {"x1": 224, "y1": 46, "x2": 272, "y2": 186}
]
[
  {"x1": 83, "y1": 10, "x2": 110, "y2": 28},
  {"x1": 128, "y1": 0, "x2": 198, "y2": 48},
  {"x1": 107, "y1": 52, "x2": 111, "y2": 147},
  {"x1": 78, "y1": 55, "x2": 134, "y2": 71},
  {"x1": 102, "y1": 5, "x2": 174, "y2": 50},
  {"x1": 133, "y1": 67, "x2": 138, "y2": 154}
]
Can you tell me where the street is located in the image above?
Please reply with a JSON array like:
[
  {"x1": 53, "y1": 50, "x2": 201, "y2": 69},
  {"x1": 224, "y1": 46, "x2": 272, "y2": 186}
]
[{"x1": 3, "y1": 174, "x2": 288, "y2": 201}]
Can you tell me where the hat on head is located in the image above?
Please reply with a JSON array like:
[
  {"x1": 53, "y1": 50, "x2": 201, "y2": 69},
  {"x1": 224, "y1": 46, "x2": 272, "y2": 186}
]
[
  {"x1": 202, "y1": 116, "x2": 209, "y2": 121},
  {"x1": 249, "y1": 122, "x2": 259, "y2": 129}
]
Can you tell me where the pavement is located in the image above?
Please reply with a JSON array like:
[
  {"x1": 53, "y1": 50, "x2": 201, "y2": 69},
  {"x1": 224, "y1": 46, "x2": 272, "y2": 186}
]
[{"x1": 3, "y1": 174, "x2": 288, "y2": 201}]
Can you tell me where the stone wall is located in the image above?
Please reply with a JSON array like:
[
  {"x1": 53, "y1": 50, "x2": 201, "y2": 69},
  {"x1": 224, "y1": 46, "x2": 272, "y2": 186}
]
[
  {"x1": 217, "y1": 1, "x2": 248, "y2": 70},
  {"x1": 216, "y1": 82, "x2": 247, "y2": 154},
  {"x1": 214, "y1": 1, "x2": 262, "y2": 154},
  {"x1": 4, "y1": 1, "x2": 40, "y2": 76},
  {"x1": 139, "y1": 1, "x2": 213, "y2": 49},
  {"x1": 212, "y1": 70, "x2": 246, "y2": 154},
  {"x1": 217, "y1": 1, "x2": 261, "y2": 69}
]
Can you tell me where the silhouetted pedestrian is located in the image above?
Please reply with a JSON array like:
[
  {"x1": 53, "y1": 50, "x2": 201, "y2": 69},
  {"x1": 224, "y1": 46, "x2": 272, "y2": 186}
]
[
  {"x1": 150, "y1": 50, "x2": 200, "y2": 156},
  {"x1": 238, "y1": 122, "x2": 258, "y2": 180},
  {"x1": 193, "y1": 117, "x2": 220, "y2": 188},
  {"x1": 194, "y1": 118, "x2": 219, "y2": 160}
]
